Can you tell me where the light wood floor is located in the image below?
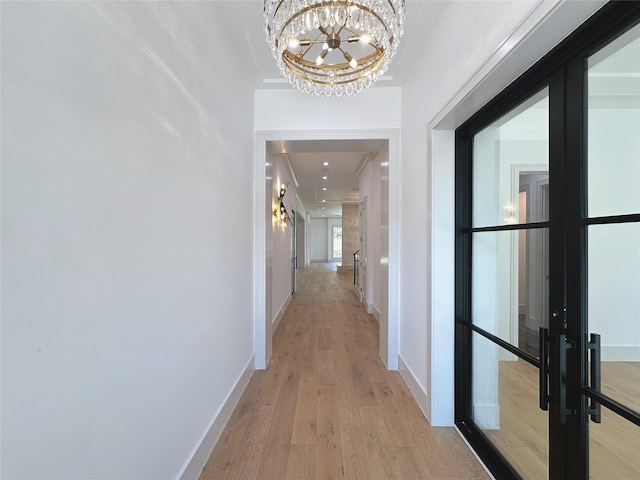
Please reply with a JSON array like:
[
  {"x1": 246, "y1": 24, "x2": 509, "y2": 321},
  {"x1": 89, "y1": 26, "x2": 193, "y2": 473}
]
[
  {"x1": 484, "y1": 359, "x2": 640, "y2": 480},
  {"x1": 199, "y1": 263, "x2": 490, "y2": 480}
]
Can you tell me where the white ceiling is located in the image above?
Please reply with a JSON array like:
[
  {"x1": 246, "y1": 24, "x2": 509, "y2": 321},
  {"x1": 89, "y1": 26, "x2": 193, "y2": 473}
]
[{"x1": 268, "y1": 139, "x2": 388, "y2": 217}]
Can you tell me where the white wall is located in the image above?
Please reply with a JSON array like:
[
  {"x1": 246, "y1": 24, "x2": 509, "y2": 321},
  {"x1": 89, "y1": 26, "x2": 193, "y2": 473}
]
[
  {"x1": 255, "y1": 88, "x2": 401, "y2": 131},
  {"x1": 1, "y1": 3, "x2": 255, "y2": 479},
  {"x1": 310, "y1": 217, "x2": 329, "y2": 261}
]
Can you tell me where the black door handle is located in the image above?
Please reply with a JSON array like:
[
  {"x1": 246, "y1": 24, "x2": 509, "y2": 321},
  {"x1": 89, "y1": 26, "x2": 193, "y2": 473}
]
[
  {"x1": 540, "y1": 327, "x2": 549, "y2": 411},
  {"x1": 588, "y1": 333, "x2": 602, "y2": 423}
]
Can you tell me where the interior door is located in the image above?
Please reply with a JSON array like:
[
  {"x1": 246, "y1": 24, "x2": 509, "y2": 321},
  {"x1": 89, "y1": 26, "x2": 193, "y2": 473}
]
[{"x1": 455, "y1": 5, "x2": 640, "y2": 479}]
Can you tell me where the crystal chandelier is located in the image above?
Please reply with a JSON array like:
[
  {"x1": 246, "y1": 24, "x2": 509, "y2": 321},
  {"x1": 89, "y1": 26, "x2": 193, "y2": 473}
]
[{"x1": 264, "y1": 0, "x2": 405, "y2": 97}]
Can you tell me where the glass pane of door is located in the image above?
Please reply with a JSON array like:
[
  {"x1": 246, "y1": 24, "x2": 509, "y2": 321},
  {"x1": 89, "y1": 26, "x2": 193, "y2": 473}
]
[
  {"x1": 468, "y1": 87, "x2": 551, "y2": 479},
  {"x1": 472, "y1": 228, "x2": 549, "y2": 354},
  {"x1": 586, "y1": 22, "x2": 640, "y2": 479},
  {"x1": 471, "y1": 88, "x2": 550, "y2": 353},
  {"x1": 587, "y1": 24, "x2": 640, "y2": 218},
  {"x1": 587, "y1": 223, "x2": 640, "y2": 409},
  {"x1": 472, "y1": 332, "x2": 549, "y2": 479},
  {"x1": 473, "y1": 89, "x2": 549, "y2": 228}
]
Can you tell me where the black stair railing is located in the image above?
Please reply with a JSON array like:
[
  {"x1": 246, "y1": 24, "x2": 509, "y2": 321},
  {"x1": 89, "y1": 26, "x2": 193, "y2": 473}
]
[{"x1": 353, "y1": 250, "x2": 360, "y2": 285}]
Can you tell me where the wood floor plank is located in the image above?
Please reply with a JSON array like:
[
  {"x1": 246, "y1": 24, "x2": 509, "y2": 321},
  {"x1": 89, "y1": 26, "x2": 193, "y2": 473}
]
[
  {"x1": 372, "y1": 383, "x2": 418, "y2": 448},
  {"x1": 388, "y1": 446, "x2": 435, "y2": 479},
  {"x1": 316, "y1": 384, "x2": 344, "y2": 480},
  {"x1": 292, "y1": 393, "x2": 318, "y2": 445},
  {"x1": 412, "y1": 427, "x2": 466, "y2": 478},
  {"x1": 435, "y1": 428, "x2": 492, "y2": 480},
  {"x1": 317, "y1": 349, "x2": 336, "y2": 385},
  {"x1": 217, "y1": 405, "x2": 273, "y2": 480},
  {"x1": 285, "y1": 444, "x2": 316, "y2": 480}
]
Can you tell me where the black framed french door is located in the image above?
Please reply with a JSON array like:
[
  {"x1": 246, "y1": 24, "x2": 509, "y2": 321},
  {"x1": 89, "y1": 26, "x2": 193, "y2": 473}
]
[{"x1": 455, "y1": 3, "x2": 640, "y2": 479}]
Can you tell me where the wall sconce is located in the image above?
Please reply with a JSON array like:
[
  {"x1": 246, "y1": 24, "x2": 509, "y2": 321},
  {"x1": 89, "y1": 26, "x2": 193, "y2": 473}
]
[{"x1": 273, "y1": 182, "x2": 291, "y2": 225}]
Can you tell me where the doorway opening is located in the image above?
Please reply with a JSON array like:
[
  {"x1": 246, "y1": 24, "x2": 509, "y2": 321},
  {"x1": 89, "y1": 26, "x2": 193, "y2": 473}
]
[{"x1": 254, "y1": 130, "x2": 400, "y2": 370}]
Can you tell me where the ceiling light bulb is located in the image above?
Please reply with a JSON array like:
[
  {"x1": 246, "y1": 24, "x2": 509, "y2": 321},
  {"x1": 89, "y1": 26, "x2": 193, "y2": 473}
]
[
  {"x1": 322, "y1": 176, "x2": 327, "y2": 180},
  {"x1": 316, "y1": 49, "x2": 328, "y2": 66},
  {"x1": 323, "y1": 162, "x2": 329, "y2": 166},
  {"x1": 343, "y1": 51, "x2": 358, "y2": 69},
  {"x1": 359, "y1": 33, "x2": 373, "y2": 44},
  {"x1": 288, "y1": 38, "x2": 300, "y2": 49},
  {"x1": 322, "y1": 187, "x2": 327, "y2": 191}
]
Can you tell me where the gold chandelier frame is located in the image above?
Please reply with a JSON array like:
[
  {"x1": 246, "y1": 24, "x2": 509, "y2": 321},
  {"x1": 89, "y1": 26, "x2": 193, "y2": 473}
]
[{"x1": 264, "y1": 0, "x2": 405, "y2": 97}]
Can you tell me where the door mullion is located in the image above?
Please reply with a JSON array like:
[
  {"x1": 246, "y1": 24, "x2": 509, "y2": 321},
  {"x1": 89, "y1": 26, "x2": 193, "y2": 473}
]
[
  {"x1": 547, "y1": 70, "x2": 570, "y2": 480},
  {"x1": 563, "y1": 54, "x2": 589, "y2": 480}
]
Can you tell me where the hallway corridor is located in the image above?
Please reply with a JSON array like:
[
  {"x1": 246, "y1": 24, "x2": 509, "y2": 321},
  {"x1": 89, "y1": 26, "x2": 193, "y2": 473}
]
[{"x1": 200, "y1": 263, "x2": 490, "y2": 479}]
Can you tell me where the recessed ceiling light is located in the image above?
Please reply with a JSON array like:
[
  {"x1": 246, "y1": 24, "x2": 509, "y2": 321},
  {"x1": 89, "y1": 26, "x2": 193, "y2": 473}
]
[
  {"x1": 322, "y1": 187, "x2": 327, "y2": 191},
  {"x1": 322, "y1": 207, "x2": 325, "y2": 210},
  {"x1": 323, "y1": 162, "x2": 329, "y2": 166},
  {"x1": 322, "y1": 199, "x2": 326, "y2": 202},
  {"x1": 322, "y1": 176, "x2": 327, "y2": 180}
]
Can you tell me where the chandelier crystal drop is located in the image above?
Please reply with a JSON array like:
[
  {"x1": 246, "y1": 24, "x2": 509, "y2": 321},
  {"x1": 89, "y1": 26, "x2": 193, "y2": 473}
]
[{"x1": 264, "y1": 0, "x2": 405, "y2": 97}]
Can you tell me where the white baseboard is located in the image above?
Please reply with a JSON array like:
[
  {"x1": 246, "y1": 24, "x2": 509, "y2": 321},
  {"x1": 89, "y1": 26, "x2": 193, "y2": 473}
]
[
  {"x1": 601, "y1": 345, "x2": 640, "y2": 362},
  {"x1": 272, "y1": 295, "x2": 292, "y2": 332},
  {"x1": 398, "y1": 356, "x2": 429, "y2": 421},
  {"x1": 472, "y1": 403, "x2": 500, "y2": 430},
  {"x1": 372, "y1": 306, "x2": 380, "y2": 323},
  {"x1": 177, "y1": 356, "x2": 255, "y2": 480}
]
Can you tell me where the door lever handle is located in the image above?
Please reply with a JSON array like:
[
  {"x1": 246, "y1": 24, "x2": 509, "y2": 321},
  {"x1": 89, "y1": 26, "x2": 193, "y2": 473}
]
[
  {"x1": 588, "y1": 333, "x2": 602, "y2": 423},
  {"x1": 539, "y1": 327, "x2": 549, "y2": 411},
  {"x1": 540, "y1": 327, "x2": 575, "y2": 421}
]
